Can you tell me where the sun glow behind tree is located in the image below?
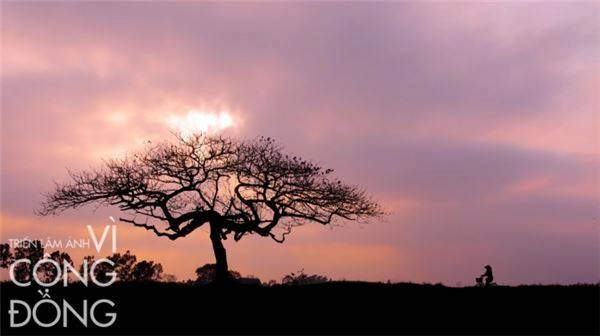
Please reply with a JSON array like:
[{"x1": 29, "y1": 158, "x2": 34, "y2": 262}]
[{"x1": 167, "y1": 110, "x2": 235, "y2": 136}]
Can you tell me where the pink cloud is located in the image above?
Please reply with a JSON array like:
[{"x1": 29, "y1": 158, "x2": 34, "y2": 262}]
[{"x1": 1, "y1": 2, "x2": 598, "y2": 285}]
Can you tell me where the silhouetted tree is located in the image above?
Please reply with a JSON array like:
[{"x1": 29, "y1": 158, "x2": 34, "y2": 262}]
[
  {"x1": 80, "y1": 255, "x2": 112, "y2": 284},
  {"x1": 39, "y1": 134, "x2": 382, "y2": 283},
  {"x1": 81, "y1": 251, "x2": 146, "y2": 282},
  {"x1": 12, "y1": 240, "x2": 44, "y2": 283},
  {"x1": 131, "y1": 260, "x2": 163, "y2": 281},
  {"x1": 108, "y1": 250, "x2": 137, "y2": 281},
  {"x1": 38, "y1": 251, "x2": 73, "y2": 283},
  {"x1": 195, "y1": 263, "x2": 241, "y2": 283},
  {"x1": 1, "y1": 242, "x2": 72, "y2": 283},
  {"x1": 0, "y1": 243, "x2": 13, "y2": 269},
  {"x1": 79, "y1": 251, "x2": 165, "y2": 283}
]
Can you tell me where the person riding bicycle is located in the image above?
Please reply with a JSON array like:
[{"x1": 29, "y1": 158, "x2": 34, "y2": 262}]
[{"x1": 480, "y1": 265, "x2": 494, "y2": 286}]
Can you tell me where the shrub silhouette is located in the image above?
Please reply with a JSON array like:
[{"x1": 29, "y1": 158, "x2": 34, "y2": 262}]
[
  {"x1": 161, "y1": 273, "x2": 177, "y2": 282},
  {"x1": 195, "y1": 263, "x2": 241, "y2": 284},
  {"x1": 282, "y1": 269, "x2": 329, "y2": 285}
]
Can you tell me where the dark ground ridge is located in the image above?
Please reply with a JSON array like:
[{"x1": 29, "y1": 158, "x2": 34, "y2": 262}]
[{"x1": 1, "y1": 281, "x2": 598, "y2": 335}]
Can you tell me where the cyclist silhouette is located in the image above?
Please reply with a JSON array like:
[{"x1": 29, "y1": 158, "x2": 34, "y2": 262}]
[{"x1": 480, "y1": 265, "x2": 494, "y2": 286}]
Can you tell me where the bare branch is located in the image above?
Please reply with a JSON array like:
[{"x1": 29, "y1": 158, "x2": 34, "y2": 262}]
[
  {"x1": 39, "y1": 134, "x2": 382, "y2": 244},
  {"x1": 119, "y1": 218, "x2": 178, "y2": 240}
]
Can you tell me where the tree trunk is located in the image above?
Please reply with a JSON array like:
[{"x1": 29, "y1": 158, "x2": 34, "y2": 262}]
[{"x1": 209, "y1": 221, "x2": 229, "y2": 284}]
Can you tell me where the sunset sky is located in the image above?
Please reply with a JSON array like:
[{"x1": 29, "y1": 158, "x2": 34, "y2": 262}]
[{"x1": 1, "y1": 2, "x2": 598, "y2": 285}]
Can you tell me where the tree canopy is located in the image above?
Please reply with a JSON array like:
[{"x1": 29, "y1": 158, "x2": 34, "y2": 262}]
[{"x1": 39, "y1": 134, "x2": 381, "y2": 282}]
